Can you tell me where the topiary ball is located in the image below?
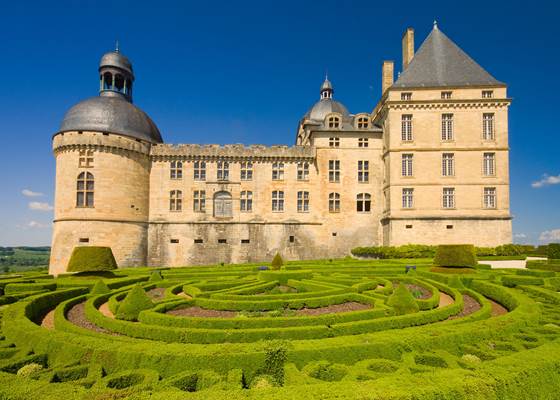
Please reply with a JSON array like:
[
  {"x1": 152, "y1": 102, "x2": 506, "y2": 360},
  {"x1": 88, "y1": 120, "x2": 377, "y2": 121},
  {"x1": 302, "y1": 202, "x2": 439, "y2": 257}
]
[
  {"x1": 387, "y1": 283, "x2": 420, "y2": 315},
  {"x1": 67, "y1": 246, "x2": 117, "y2": 273},
  {"x1": 115, "y1": 285, "x2": 154, "y2": 321}
]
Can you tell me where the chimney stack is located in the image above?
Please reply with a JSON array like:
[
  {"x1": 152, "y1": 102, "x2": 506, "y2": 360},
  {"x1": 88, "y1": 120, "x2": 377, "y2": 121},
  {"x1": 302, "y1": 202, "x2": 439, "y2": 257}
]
[
  {"x1": 402, "y1": 27, "x2": 415, "y2": 70},
  {"x1": 382, "y1": 61, "x2": 394, "y2": 94}
]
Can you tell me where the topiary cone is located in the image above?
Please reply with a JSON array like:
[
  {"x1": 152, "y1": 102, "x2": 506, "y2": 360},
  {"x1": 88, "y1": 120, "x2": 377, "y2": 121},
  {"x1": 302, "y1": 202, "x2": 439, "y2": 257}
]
[
  {"x1": 90, "y1": 280, "x2": 110, "y2": 295},
  {"x1": 387, "y1": 283, "x2": 419, "y2": 316},
  {"x1": 115, "y1": 285, "x2": 154, "y2": 321},
  {"x1": 271, "y1": 253, "x2": 284, "y2": 270}
]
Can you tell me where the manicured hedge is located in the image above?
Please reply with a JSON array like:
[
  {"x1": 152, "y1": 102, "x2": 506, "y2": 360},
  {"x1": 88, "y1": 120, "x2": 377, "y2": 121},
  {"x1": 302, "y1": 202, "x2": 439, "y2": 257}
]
[
  {"x1": 351, "y1": 245, "x2": 436, "y2": 259},
  {"x1": 4, "y1": 282, "x2": 56, "y2": 294},
  {"x1": 434, "y1": 245, "x2": 477, "y2": 268},
  {"x1": 547, "y1": 243, "x2": 560, "y2": 260},
  {"x1": 67, "y1": 246, "x2": 117, "y2": 272},
  {"x1": 258, "y1": 270, "x2": 313, "y2": 285},
  {"x1": 501, "y1": 275, "x2": 544, "y2": 288}
]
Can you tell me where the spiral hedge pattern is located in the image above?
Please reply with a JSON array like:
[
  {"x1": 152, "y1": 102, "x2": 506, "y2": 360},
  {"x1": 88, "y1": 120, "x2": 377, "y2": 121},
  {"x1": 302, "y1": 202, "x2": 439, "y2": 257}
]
[{"x1": 1, "y1": 259, "x2": 560, "y2": 399}]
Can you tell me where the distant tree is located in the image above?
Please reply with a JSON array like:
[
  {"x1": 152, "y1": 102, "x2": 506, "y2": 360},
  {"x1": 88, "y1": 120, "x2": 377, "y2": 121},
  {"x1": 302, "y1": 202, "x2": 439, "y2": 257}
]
[{"x1": 2, "y1": 266, "x2": 10, "y2": 273}]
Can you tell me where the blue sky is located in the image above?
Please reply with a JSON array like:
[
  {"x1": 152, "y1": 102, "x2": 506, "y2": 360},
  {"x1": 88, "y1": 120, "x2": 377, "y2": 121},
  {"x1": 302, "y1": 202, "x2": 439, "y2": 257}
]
[{"x1": 0, "y1": 0, "x2": 558, "y2": 246}]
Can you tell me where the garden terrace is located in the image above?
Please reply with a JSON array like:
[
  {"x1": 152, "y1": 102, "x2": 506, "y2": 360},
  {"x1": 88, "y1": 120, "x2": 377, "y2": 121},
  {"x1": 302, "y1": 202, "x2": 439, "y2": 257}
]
[{"x1": 0, "y1": 258, "x2": 559, "y2": 399}]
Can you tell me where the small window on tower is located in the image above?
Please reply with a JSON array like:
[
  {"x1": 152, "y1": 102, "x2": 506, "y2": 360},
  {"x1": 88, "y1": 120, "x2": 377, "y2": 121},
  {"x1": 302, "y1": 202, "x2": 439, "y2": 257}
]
[
  {"x1": 441, "y1": 91, "x2": 452, "y2": 99},
  {"x1": 78, "y1": 149, "x2": 94, "y2": 168},
  {"x1": 170, "y1": 239, "x2": 179, "y2": 244},
  {"x1": 289, "y1": 235, "x2": 295, "y2": 243},
  {"x1": 401, "y1": 92, "x2": 412, "y2": 101},
  {"x1": 79, "y1": 238, "x2": 89, "y2": 243}
]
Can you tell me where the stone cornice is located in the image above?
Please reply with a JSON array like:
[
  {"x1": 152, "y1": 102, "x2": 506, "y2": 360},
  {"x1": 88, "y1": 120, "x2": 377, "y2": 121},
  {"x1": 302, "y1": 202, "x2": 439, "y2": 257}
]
[
  {"x1": 52, "y1": 131, "x2": 151, "y2": 156},
  {"x1": 382, "y1": 146, "x2": 509, "y2": 157},
  {"x1": 385, "y1": 99, "x2": 511, "y2": 111},
  {"x1": 381, "y1": 215, "x2": 512, "y2": 222}
]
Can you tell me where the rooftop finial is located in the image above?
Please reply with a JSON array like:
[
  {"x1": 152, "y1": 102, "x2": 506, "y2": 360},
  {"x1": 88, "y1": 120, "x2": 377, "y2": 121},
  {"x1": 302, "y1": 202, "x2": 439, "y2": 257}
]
[
  {"x1": 115, "y1": 40, "x2": 120, "y2": 53},
  {"x1": 433, "y1": 20, "x2": 438, "y2": 30}
]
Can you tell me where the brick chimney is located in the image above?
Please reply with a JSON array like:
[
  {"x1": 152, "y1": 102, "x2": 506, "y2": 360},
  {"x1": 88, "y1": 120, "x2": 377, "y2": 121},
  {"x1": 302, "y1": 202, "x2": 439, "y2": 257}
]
[
  {"x1": 402, "y1": 27, "x2": 415, "y2": 70},
  {"x1": 382, "y1": 61, "x2": 394, "y2": 94}
]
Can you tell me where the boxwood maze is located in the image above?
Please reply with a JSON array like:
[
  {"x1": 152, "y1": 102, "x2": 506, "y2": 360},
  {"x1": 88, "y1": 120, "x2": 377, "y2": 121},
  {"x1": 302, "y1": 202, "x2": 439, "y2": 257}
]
[{"x1": 1, "y1": 260, "x2": 560, "y2": 399}]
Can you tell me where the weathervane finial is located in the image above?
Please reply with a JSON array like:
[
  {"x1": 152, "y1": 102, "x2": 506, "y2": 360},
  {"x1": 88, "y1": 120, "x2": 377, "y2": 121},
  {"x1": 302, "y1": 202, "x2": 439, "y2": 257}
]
[
  {"x1": 115, "y1": 40, "x2": 120, "y2": 53},
  {"x1": 433, "y1": 20, "x2": 438, "y2": 29}
]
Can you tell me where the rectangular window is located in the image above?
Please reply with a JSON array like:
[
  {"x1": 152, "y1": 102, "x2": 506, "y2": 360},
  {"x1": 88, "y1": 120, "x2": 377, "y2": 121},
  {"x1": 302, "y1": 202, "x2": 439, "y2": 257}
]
[
  {"x1": 218, "y1": 239, "x2": 227, "y2": 244},
  {"x1": 194, "y1": 239, "x2": 203, "y2": 244},
  {"x1": 406, "y1": 225, "x2": 413, "y2": 229},
  {"x1": 169, "y1": 190, "x2": 182, "y2": 211},
  {"x1": 483, "y1": 187, "x2": 497, "y2": 209},
  {"x1": 442, "y1": 114, "x2": 454, "y2": 141},
  {"x1": 170, "y1": 161, "x2": 183, "y2": 179},
  {"x1": 272, "y1": 162, "x2": 284, "y2": 180},
  {"x1": 193, "y1": 190, "x2": 206, "y2": 212},
  {"x1": 217, "y1": 161, "x2": 229, "y2": 181},
  {"x1": 78, "y1": 149, "x2": 94, "y2": 168},
  {"x1": 272, "y1": 190, "x2": 284, "y2": 212},
  {"x1": 401, "y1": 92, "x2": 412, "y2": 101},
  {"x1": 328, "y1": 160, "x2": 340, "y2": 182},
  {"x1": 442, "y1": 153, "x2": 455, "y2": 176},
  {"x1": 358, "y1": 137, "x2": 369, "y2": 147},
  {"x1": 241, "y1": 239, "x2": 250, "y2": 244},
  {"x1": 240, "y1": 161, "x2": 253, "y2": 180},
  {"x1": 289, "y1": 235, "x2": 295, "y2": 243},
  {"x1": 170, "y1": 239, "x2": 179, "y2": 244},
  {"x1": 441, "y1": 91, "x2": 452, "y2": 99},
  {"x1": 328, "y1": 192, "x2": 340, "y2": 212},
  {"x1": 297, "y1": 191, "x2": 310, "y2": 212},
  {"x1": 483, "y1": 113, "x2": 495, "y2": 140},
  {"x1": 358, "y1": 160, "x2": 369, "y2": 183},
  {"x1": 79, "y1": 238, "x2": 89, "y2": 243},
  {"x1": 483, "y1": 153, "x2": 496, "y2": 176},
  {"x1": 442, "y1": 187, "x2": 455, "y2": 209},
  {"x1": 193, "y1": 161, "x2": 206, "y2": 181},
  {"x1": 402, "y1": 188, "x2": 413, "y2": 208},
  {"x1": 297, "y1": 162, "x2": 309, "y2": 181},
  {"x1": 482, "y1": 90, "x2": 494, "y2": 98},
  {"x1": 240, "y1": 190, "x2": 253, "y2": 212},
  {"x1": 401, "y1": 114, "x2": 413, "y2": 141},
  {"x1": 401, "y1": 154, "x2": 413, "y2": 177},
  {"x1": 357, "y1": 117, "x2": 369, "y2": 129},
  {"x1": 329, "y1": 137, "x2": 340, "y2": 147}
]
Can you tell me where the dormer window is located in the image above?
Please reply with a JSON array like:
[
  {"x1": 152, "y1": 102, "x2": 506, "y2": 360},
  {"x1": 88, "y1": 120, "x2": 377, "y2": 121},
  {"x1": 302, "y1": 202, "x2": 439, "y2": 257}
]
[
  {"x1": 328, "y1": 116, "x2": 340, "y2": 129},
  {"x1": 401, "y1": 92, "x2": 412, "y2": 101},
  {"x1": 482, "y1": 90, "x2": 494, "y2": 98},
  {"x1": 441, "y1": 91, "x2": 452, "y2": 100},
  {"x1": 357, "y1": 116, "x2": 369, "y2": 129}
]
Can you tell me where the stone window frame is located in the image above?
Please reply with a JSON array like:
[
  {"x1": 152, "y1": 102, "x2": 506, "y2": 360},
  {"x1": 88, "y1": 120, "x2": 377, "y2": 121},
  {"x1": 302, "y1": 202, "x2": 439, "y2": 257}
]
[
  {"x1": 402, "y1": 188, "x2": 414, "y2": 209},
  {"x1": 326, "y1": 114, "x2": 341, "y2": 129},
  {"x1": 297, "y1": 162, "x2": 309, "y2": 181},
  {"x1": 356, "y1": 115, "x2": 369, "y2": 129},
  {"x1": 441, "y1": 113, "x2": 454, "y2": 141},
  {"x1": 401, "y1": 153, "x2": 413, "y2": 177},
  {"x1": 297, "y1": 191, "x2": 310, "y2": 213},
  {"x1": 483, "y1": 152, "x2": 496, "y2": 176},
  {"x1": 78, "y1": 149, "x2": 94, "y2": 168},
  {"x1": 401, "y1": 92, "x2": 412, "y2": 101},
  {"x1": 356, "y1": 193, "x2": 371, "y2": 213},
  {"x1": 442, "y1": 153, "x2": 455, "y2": 177},
  {"x1": 170, "y1": 160, "x2": 183, "y2": 180},
  {"x1": 271, "y1": 190, "x2": 284, "y2": 212},
  {"x1": 329, "y1": 137, "x2": 340, "y2": 147},
  {"x1": 240, "y1": 161, "x2": 253, "y2": 181},
  {"x1": 193, "y1": 190, "x2": 206, "y2": 213},
  {"x1": 213, "y1": 191, "x2": 233, "y2": 218},
  {"x1": 272, "y1": 162, "x2": 285, "y2": 181},
  {"x1": 483, "y1": 187, "x2": 497, "y2": 209},
  {"x1": 169, "y1": 190, "x2": 182, "y2": 212},
  {"x1": 358, "y1": 137, "x2": 369, "y2": 148},
  {"x1": 328, "y1": 160, "x2": 340, "y2": 183},
  {"x1": 401, "y1": 114, "x2": 413, "y2": 141},
  {"x1": 328, "y1": 192, "x2": 340, "y2": 213},
  {"x1": 240, "y1": 190, "x2": 253, "y2": 212},
  {"x1": 442, "y1": 187, "x2": 455, "y2": 209},
  {"x1": 217, "y1": 160, "x2": 229, "y2": 181},
  {"x1": 441, "y1": 91, "x2": 453, "y2": 100},
  {"x1": 193, "y1": 160, "x2": 206, "y2": 181},
  {"x1": 482, "y1": 90, "x2": 494, "y2": 99},
  {"x1": 358, "y1": 160, "x2": 369, "y2": 183},
  {"x1": 482, "y1": 113, "x2": 495, "y2": 141},
  {"x1": 76, "y1": 172, "x2": 94, "y2": 208}
]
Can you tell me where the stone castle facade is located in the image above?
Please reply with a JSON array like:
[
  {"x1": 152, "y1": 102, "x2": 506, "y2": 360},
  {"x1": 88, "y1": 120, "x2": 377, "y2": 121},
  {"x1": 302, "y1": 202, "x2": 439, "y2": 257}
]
[{"x1": 49, "y1": 24, "x2": 512, "y2": 274}]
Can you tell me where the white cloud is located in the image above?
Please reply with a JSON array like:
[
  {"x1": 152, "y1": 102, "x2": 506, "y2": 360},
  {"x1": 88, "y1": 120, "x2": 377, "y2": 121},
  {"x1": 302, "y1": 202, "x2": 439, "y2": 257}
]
[
  {"x1": 22, "y1": 189, "x2": 44, "y2": 197},
  {"x1": 513, "y1": 233, "x2": 527, "y2": 239},
  {"x1": 27, "y1": 221, "x2": 48, "y2": 229},
  {"x1": 539, "y1": 229, "x2": 560, "y2": 242},
  {"x1": 28, "y1": 201, "x2": 53, "y2": 211},
  {"x1": 531, "y1": 174, "x2": 560, "y2": 188}
]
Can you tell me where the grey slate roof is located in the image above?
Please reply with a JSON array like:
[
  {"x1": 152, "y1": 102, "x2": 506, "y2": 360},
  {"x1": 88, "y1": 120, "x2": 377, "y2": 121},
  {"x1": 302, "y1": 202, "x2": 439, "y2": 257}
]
[{"x1": 393, "y1": 26, "x2": 504, "y2": 89}]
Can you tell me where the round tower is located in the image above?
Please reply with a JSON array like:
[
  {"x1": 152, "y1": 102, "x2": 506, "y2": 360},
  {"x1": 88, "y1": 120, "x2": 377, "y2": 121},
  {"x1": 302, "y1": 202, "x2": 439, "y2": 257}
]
[{"x1": 49, "y1": 47, "x2": 163, "y2": 275}]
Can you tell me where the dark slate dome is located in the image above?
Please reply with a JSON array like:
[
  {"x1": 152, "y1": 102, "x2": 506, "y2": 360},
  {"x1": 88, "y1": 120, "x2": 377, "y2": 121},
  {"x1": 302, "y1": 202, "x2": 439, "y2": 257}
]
[
  {"x1": 58, "y1": 95, "x2": 163, "y2": 143},
  {"x1": 304, "y1": 77, "x2": 350, "y2": 121}
]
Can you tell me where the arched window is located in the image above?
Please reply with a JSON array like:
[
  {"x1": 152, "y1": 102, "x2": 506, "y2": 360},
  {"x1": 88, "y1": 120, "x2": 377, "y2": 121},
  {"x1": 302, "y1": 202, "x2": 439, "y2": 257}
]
[
  {"x1": 76, "y1": 172, "x2": 94, "y2": 208},
  {"x1": 103, "y1": 72, "x2": 113, "y2": 90},
  {"x1": 170, "y1": 190, "x2": 182, "y2": 211},
  {"x1": 240, "y1": 191, "x2": 253, "y2": 212},
  {"x1": 328, "y1": 116, "x2": 340, "y2": 129},
  {"x1": 214, "y1": 191, "x2": 233, "y2": 217},
  {"x1": 357, "y1": 116, "x2": 369, "y2": 129},
  {"x1": 170, "y1": 161, "x2": 183, "y2": 179},
  {"x1": 114, "y1": 74, "x2": 125, "y2": 93},
  {"x1": 357, "y1": 193, "x2": 371, "y2": 212},
  {"x1": 329, "y1": 192, "x2": 340, "y2": 212}
]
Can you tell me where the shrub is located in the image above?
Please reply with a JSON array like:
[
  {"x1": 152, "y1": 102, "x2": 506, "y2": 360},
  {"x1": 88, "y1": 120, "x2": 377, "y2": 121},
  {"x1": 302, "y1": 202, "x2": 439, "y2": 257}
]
[
  {"x1": 434, "y1": 245, "x2": 477, "y2": 268},
  {"x1": 67, "y1": 246, "x2": 117, "y2": 273},
  {"x1": 16, "y1": 363, "x2": 43, "y2": 378},
  {"x1": 387, "y1": 283, "x2": 419, "y2": 315},
  {"x1": 271, "y1": 253, "x2": 284, "y2": 270},
  {"x1": 149, "y1": 270, "x2": 163, "y2": 282},
  {"x1": 303, "y1": 360, "x2": 348, "y2": 382},
  {"x1": 260, "y1": 341, "x2": 288, "y2": 385},
  {"x1": 250, "y1": 374, "x2": 277, "y2": 389},
  {"x1": 115, "y1": 285, "x2": 154, "y2": 321},
  {"x1": 501, "y1": 275, "x2": 544, "y2": 288},
  {"x1": 548, "y1": 243, "x2": 560, "y2": 260},
  {"x1": 475, "y1": 247, "x2": 497, "y2": 257},
  {"x1": 448, "y1": 276, "x2": 465, "y2": 289},
  {"x1": 89, "y1": 280, "x2": 110, "y2": 295},
  {"x1": 351, "y1": 245, "x2": 436, "y2": 259},
  {"x1": 495, "y1": 244, "x2": 524, "y2": 256}
]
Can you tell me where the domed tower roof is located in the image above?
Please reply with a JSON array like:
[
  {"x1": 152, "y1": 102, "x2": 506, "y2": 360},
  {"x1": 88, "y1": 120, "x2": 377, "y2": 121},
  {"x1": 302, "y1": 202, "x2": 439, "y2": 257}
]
[
  {"x1": 304, "y1": 77, "x2": 350, "y2": 121},
  {"x1": 56, "y1": 45, "x2": 163, "y2": 144}
]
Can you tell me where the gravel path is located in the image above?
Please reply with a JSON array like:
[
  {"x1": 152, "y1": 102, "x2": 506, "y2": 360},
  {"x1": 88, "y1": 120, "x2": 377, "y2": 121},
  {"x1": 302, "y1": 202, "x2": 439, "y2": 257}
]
[
  {"x1": 99, "y1": 303, "x2": 114, "y2": 319},
  {"x1": 438, "y1": 292, "x2": 454, "y2": 308},
  {"x1": 448, "y1": 294, "x2": 481, "y2": 319},
  {"x1": 40, "y1": 309, "x2": 55, "y2": 330},
  {"x1": 484, "y1": 257, "x2": 547, "y2": 270},
  {"x1": 67, "y1": 302, "x2": 121, "y2": 336}
]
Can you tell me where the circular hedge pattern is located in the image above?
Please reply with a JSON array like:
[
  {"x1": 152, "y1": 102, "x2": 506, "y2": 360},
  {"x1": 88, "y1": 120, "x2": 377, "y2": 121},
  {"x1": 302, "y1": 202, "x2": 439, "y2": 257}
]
[{"x1": 1, "y1": 259, "x2": 560, "y2": 399}]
